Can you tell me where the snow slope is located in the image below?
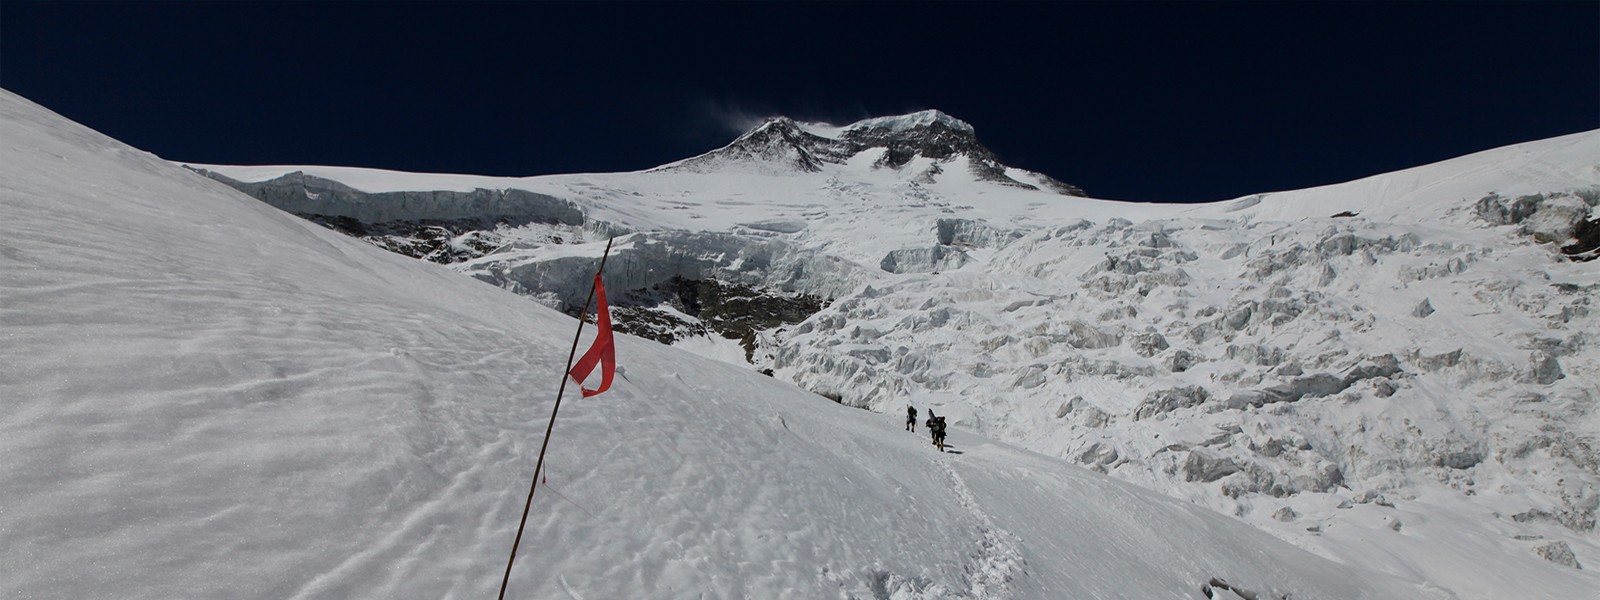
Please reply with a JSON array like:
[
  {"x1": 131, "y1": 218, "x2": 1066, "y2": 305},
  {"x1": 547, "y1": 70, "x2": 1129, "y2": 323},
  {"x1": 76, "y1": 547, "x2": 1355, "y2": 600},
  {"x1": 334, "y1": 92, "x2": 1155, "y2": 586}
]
[
  {"x1": 186, "y1": 110, "x2": 1600, "y2": 599},
  {"x1": 0, "y1": 90, "x2": 1460, "y2": 598}
]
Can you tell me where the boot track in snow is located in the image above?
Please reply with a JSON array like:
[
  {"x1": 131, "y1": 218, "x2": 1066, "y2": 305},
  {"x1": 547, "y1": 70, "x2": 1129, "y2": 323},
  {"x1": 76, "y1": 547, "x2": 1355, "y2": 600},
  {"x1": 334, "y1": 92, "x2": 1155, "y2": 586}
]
[{"x1": 937, "y1": 456, "x2": 1025, "y2": 599}]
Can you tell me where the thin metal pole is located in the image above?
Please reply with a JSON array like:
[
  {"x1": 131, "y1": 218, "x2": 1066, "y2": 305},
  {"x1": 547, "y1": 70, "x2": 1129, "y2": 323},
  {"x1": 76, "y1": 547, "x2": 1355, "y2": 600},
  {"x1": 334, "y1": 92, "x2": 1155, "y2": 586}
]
[{"x1": 497, "y1": 236, "x2": 614, "y2": 600}]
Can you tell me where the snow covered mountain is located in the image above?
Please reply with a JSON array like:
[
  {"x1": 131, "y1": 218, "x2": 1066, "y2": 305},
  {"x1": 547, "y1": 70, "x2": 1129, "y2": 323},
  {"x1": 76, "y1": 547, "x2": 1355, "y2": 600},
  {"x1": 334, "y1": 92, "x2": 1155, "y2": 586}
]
[
  {"x1": 11, "y1": 83, "x2": 1596, "y2": 598},
  {"x1": 660, "y1": 110, "x2": 1085, "y2": 196},
  {"x1": 1, "y1": 88, "x2": 1460, "y2": 600},
  {"x1": 188, "y1": 108, "x2": 1600, "y2": 599}
]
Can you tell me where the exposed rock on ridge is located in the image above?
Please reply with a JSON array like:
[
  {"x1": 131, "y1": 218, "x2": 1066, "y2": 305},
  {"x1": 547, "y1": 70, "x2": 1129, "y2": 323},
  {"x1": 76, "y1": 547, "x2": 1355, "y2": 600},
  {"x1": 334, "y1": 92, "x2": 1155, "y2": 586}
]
[{"x1": 667, "y1": 110, "x2": 1085, "y2": 195}]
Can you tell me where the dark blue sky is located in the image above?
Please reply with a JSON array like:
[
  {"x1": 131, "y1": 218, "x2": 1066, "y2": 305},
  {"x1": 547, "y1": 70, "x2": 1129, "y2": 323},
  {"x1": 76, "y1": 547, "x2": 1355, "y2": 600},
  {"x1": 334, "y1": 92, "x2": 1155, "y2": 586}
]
[{"x1": 3, "y1": 2, "x2": 1595, "y2": 202}]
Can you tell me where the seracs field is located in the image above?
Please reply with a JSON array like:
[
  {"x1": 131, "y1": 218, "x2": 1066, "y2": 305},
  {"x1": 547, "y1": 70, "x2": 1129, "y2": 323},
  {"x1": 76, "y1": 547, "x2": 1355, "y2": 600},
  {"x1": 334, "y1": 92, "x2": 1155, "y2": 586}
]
[{"x1": 6, "y1": 87, "x2": 1598, "y2": 598}]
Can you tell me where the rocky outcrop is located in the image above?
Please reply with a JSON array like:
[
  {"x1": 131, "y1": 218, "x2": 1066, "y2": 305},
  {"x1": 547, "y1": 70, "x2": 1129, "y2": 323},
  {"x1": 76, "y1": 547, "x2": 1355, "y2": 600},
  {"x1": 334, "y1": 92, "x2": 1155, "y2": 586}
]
[
  {"x1": 1535, "y1": 541, "x2": 1583, "y2": 569},
  {"x1": 667, "y1": 118, "x2": 847, "y2": 174},
  {"x1": 612, "y1": 276, "x2": 827, "y2": 359}
]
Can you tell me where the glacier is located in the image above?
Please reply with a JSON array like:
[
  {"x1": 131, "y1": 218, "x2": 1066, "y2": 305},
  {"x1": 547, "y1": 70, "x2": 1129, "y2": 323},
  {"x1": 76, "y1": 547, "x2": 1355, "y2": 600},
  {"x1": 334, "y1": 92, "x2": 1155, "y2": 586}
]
[
  {"x1": 0, "y1": 87, "x2": 1453, "y2": 600},
  {"x1": 27, "y1": 87, "x2": 1600, "y2": 598}
]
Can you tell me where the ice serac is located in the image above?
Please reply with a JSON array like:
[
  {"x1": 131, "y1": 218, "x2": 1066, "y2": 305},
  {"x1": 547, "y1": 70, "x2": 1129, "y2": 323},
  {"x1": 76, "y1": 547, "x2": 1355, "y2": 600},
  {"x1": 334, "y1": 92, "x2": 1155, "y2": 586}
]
[
  {"x1": 461, "y1": 231, "x2": 853, "y2": 356},
  {"x1": 190, "y1": 167, "x2": 603, "y2": 263},
  {"x1": 193, "y1": 168, "x2": 585, "y2": 224}
]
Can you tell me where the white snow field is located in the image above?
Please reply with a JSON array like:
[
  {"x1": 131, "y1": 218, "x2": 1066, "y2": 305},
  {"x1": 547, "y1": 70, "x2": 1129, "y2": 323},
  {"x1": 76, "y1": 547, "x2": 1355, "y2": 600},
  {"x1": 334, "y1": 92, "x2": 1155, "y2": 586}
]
[
  {"x1": 0, "y1": 92, "x2": 1462, "y2": 598},
  {"x1": 190, "y1": 104, "x2": 1600, "y2": 599}
]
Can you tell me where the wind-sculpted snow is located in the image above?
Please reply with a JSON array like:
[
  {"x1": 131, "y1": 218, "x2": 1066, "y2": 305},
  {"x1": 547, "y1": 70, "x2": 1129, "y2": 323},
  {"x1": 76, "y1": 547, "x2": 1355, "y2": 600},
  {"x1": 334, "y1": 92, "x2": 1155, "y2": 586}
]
[{"x1": 2, "y1": 88, "x2": 1450, "y2": 600}]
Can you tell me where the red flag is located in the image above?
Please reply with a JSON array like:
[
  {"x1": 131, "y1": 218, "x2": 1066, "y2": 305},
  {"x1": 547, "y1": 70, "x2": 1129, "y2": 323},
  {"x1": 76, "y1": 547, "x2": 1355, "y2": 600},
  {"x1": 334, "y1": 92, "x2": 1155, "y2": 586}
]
[{"x1": 567, "y1": 274, "x2": 615, "y2": 397}]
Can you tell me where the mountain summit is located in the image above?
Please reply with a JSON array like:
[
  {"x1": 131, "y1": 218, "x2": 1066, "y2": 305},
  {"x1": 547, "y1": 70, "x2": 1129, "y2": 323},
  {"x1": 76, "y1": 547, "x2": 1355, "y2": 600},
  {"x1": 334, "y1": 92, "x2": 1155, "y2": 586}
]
[{"x1": 663, "y1": 110, "x2": 1086, "y2": 195}]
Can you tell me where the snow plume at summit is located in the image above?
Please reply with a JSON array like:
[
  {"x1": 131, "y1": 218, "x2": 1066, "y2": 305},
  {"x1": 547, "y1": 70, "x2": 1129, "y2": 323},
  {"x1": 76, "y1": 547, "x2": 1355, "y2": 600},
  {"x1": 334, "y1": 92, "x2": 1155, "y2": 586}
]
[{"x1": 7, "y1": 88, "x2": 1599, "y2": 599}]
